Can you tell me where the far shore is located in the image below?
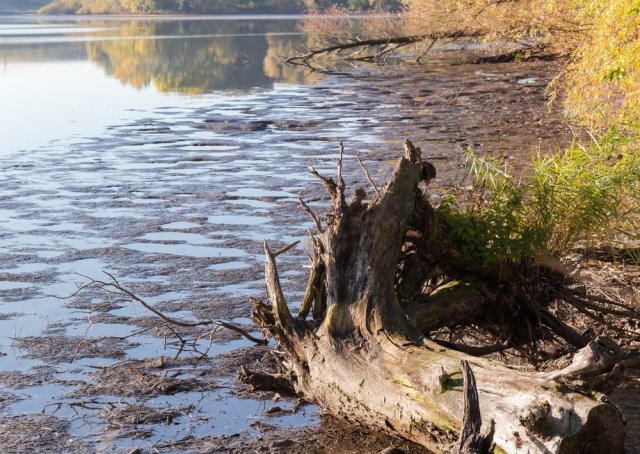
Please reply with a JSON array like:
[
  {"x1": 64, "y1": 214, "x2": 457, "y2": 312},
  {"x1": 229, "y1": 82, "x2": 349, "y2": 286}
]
[{"x1": 0, "y1": 12, "x2": 392, "y2": 20}]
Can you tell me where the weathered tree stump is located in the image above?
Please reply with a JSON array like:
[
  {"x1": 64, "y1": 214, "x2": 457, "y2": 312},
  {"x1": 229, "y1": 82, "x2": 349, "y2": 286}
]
[{"x1": 248, "y1": 140, "x2": 625, "y2": 453}]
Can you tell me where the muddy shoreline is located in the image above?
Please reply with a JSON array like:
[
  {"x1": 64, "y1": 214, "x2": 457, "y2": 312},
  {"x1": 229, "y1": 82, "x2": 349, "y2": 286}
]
[{"x1": 1, "y1": 53, "x2": 636, "y2": 453}]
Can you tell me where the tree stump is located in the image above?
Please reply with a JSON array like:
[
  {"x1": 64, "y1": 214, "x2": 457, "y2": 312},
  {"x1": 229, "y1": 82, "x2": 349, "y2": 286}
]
[{"x1": 249, "y1": 140, "x2": 625, "y2": 453}]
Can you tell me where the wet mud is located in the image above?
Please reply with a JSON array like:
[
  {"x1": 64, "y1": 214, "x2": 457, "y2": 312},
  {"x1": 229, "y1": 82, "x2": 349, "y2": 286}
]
[{"x1": 1, "y1": 52, "x2": 637, "y2": 453}]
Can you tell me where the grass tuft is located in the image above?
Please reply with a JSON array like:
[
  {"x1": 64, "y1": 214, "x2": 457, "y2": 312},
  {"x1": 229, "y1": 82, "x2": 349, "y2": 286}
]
[{"x1": 437, "y1": 128, "x2": 640, "y2": 266}]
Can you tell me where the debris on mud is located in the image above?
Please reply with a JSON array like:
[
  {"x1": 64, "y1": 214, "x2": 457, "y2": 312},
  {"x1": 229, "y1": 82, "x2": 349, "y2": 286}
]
[
  {"x1": 0, "y1": 414, "x2": 91, "y2": 453},
  {"x1": 14, "y1": 335, "x2": 136, "y2": 363},
  {"x1": 72, "y1": 357, "x2": 219, "y2": 398}
]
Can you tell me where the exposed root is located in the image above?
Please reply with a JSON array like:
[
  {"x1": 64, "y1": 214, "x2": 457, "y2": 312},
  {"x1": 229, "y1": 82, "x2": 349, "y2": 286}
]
[
  {"x1": 247, "y1": 140, "x2": 627, "y2": 452},
  {"x1": 237, "y1": 366, "x2": 296, "y2": 395}
]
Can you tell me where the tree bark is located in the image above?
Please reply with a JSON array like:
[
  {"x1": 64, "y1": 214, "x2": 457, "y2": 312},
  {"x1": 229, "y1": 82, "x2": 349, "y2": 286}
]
[{"x1": 250, "y1": 140, "x2": 625, "y2": 453}]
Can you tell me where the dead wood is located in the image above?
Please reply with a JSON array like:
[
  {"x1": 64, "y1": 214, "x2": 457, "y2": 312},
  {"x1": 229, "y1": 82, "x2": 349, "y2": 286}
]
[
  {"x1": 456, "y1": 360, "x2": 494, "y2": 454},
  {"x1": 286, "y1": 31, "x2": 471, "y2": 71},
  {"x1": 249, "y1": 140, "x2": 627, "y2": 453},
  {"x1": 68, "y1": 274, "x2": 268, "y2": 347},
  {"x1": 237, "y1": 366, "x2": 296, "y2": 394}
]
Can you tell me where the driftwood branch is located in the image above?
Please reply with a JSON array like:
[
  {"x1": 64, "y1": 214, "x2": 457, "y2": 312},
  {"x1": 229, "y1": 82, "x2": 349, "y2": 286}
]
[
  {"x1": 238, "y1": 365, "x2": 296, "y2": 394},
  {"x1": 71, "y1": 273, "x2": 267, "y2": 345},
  {"x1": 286, "y1": 31, "x2": 469, "y2": 68},
  {"x1": 299, "y1": 198, "x2": 324, "y2": 233}
]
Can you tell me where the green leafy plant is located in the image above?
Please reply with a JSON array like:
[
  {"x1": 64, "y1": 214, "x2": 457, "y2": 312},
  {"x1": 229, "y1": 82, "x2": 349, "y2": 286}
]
[{"x1": 437, "y1": 128, "x2": 640, "y2": 266}]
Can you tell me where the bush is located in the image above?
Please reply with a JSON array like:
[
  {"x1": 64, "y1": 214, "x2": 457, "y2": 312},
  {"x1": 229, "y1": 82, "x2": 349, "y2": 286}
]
[
  {"x1": 437, "y1": 128, "x2": 640, "y2": 266},
  {"x1": 562, "y1": 0, "x2": 640, "y2": 131}
]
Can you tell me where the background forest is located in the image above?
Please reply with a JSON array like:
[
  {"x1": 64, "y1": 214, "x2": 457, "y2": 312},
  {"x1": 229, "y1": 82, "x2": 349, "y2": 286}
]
[{"x1": 35, "y1": 0, "x2": 403, "y2": 14}]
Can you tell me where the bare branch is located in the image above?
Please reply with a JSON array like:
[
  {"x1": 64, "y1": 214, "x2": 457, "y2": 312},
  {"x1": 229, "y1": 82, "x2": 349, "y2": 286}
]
[
  {"x1": 298, "y1": 254, "x2": 324, "y2": 321},
  {"x1": 308, "y1": 165, "x2": 339, "y2": 200},
  {"x1": 274, "y1": 240, "x2": 300, "y2": 257},
  {"x1": 286, "y1": 32, "x2": 469, "y2": 69},
  {"x1": 299, "y1": 197, "x2": 324, "y2": 233},
  {"x1": 74, "y1": 272, "x2": 267, "y2": 345},
  {"x1": 337, "y1": 141, "x2": 346, "y2": 209},
  {"x1": 263, "y1": 241, "x2": 296, "y2": 335},
  {"x1": 356, "y1": 153, "x2": 381, "y2": 199}
]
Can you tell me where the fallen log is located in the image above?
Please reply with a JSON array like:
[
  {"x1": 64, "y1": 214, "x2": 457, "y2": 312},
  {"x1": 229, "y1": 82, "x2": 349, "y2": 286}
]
[{"x1": 249, "y1": 140, "x2": 625, "y2": 453}]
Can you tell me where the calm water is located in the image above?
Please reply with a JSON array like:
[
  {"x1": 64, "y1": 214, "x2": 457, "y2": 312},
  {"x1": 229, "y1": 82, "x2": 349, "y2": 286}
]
[{"x1": 0, "y1": 15, "x2": 321, "y2": 154}]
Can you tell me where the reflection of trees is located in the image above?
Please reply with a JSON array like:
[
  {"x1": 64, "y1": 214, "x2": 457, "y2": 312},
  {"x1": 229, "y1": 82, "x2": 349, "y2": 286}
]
[
  {"x1": 263, "y1": 33, "x2": 324, "y2": 85},
  {"x1": 0, "y1": 42, "x2": 86, "y2": 64},
  {"x1": 85, "y1": 20, "x2": 324, "y2": 94}
]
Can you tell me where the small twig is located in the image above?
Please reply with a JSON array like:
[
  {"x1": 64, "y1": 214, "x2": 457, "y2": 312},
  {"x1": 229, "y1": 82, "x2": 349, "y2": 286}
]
[
  {"x1": 70, "y1": 315, "x2": 94, "y2": 363},
  {"x1": 566, "y1": 287, "x2": 640, "y2": 315},
  {"x1": 116, "y1": 323, "x2": 166, "y2": 341},
  {"x1": 306, "y1": 228, "x2": 320, "y2": 249},
  {"x1": 337, "y1": 141, "x2": 346, "y2": 208},
  {"x1": 74, "y1": 273, "x2": 267, "y2": 345},
  {"x1": 273, "y1": 240, "x2": 300, "y2": 257},
  {"x1": 356, "y1": 154, "x2": 381, "y2": 198},
  {"x1": 560, "y1": 290, "x2": 637, "y2": 318},
  {"x1": 299, "y1": 198, "x2": 324, "y2": 233},
  {"x1": 307, "y1": 165, "x2": 339, "y2": 201}
]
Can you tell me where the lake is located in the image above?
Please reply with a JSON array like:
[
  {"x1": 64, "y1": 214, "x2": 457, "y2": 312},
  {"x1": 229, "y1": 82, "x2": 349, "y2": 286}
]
[
  {"x1": 0, "y1": 15, "x2": 325, "y2": 154},
  {"x1": 0, "y1": 14, "x2": 571, "y2": 452}
]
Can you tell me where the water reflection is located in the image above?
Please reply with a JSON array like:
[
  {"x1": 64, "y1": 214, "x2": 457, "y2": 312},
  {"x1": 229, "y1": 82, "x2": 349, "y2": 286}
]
[{"x1": 0, "y1": 17, "x2": 323, "y2": 93}]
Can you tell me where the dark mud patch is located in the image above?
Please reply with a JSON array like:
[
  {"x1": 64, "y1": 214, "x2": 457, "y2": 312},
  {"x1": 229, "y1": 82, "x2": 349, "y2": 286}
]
[
  {"x1": 101, "y1": 402, "x2": 191, "y2": 427},
  {"x1": 0, "y1": 286, "x2": 41, "y2": 302},
  {"x1": 196, "y1": 119, "x2": 273, "y2": 132},
  {"x1": 73, "y1": 357, "x2": 219, "y2": 398},
  {"x1": 148, "y1": 416, "x2": 427, "y2": 454},
  {"x1": 66, "y1": 298, "x2": 126, "y2": 313},
  {"x1": 0, "y1": 391, "x2": 19, "y2": 411},
  {"x1": 0, "y1": 312, "x2": 19, "y2": 321},
  {"x1": 0, "y1": 414, "x2": 91, "y2": 453},
  {"x1": 272, "y1": 119, "x2": 325, "y2": 131},
  {"x1": 15, "y1": 335, "x2": 136, "y2": 363},
  {"x1": 0, "y1": 366, "x2": 57, "y2": 389}
]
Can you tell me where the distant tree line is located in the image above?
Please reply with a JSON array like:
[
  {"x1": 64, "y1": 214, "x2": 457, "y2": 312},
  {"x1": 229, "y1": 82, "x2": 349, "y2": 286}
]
[{"x1": 39, "y1": 0, "x2": 404, "y2": 14}]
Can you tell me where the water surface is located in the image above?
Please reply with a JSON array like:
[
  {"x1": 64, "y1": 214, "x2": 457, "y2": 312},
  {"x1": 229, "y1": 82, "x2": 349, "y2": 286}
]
[{"x1": 0, "y1": 15, "x2": 321, "y2": 154}]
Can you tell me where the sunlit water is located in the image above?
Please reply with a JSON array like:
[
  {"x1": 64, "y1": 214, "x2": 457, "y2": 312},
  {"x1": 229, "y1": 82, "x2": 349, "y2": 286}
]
[
  {"x1": 0, "y1": 14, "x2": 411, "y2": 451},
  {"x1": 0, "y1": 15, "x2": 320, "y2": 154}
]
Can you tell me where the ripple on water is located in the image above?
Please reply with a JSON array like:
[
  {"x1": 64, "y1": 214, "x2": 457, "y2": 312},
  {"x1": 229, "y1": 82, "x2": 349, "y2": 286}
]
[
  {"x1": 208, "y1": 261, "x2": 251, "y2": 271},
  {"x1": 138, "y1": 232, "x2": 218, "y2": 244},
  {"x1": 0, "y1": 282, "x2": 33, "y2": 291},
  {"x1": 226, "y1": 198, "x2": 276, "y2": 209},
  {"x1": 0, "y1": 263, "x2": 50, "y2": 274},
  {"x1": 208, "y1": 214, "x2": 271, "y2": 226},
  {"x1": 160, "y1": 221, "x2": 201, "y2": 230},
  {"x1": 123, "y1": 243, "x2": 247, "y2": 258},
  {"x1": 225, "y1": 188, "x2": 298, "y2": 199}
]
